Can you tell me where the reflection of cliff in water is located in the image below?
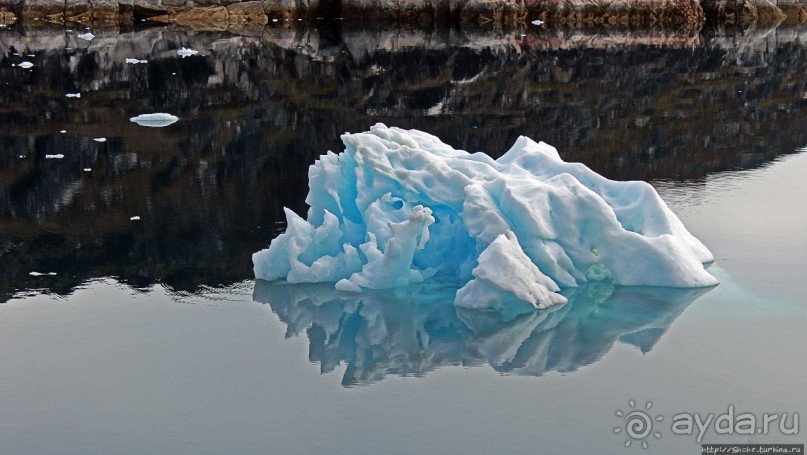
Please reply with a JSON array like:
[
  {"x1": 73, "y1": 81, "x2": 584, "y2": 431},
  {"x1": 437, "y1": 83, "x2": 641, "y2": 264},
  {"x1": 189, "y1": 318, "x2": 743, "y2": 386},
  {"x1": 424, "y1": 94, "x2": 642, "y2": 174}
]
[
  {"x1": 1, "y1": 25, "x2": 806, "y2": 300},
  {"x1": 253, "y1": 280, "x2": 710, "y2": 386}
]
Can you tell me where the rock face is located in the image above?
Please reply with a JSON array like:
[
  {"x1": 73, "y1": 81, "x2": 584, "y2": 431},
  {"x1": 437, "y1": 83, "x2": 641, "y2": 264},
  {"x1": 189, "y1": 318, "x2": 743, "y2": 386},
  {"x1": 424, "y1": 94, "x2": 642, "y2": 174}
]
[{"x1": 5, "y1": 0, "x2": 805, "y2": 28}]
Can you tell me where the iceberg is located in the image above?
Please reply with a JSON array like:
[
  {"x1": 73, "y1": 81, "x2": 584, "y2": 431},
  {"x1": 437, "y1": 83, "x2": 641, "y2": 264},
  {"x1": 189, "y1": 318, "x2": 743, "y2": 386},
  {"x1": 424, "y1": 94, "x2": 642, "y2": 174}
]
[
  {"x1": 253, "y1": 124, "x2": 717, "y2": 309},
  {"x1": 130, "y1": 113, "x2": 179, "y2": 128},
  {"x1": 177, "y1": 47, "x2": 199, "y2": 58}
]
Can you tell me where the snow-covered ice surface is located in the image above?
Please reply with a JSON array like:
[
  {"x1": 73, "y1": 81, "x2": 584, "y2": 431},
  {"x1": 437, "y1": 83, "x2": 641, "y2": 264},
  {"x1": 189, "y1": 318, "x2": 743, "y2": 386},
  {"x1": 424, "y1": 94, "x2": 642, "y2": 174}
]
[
  {"x1": 130, "y1": 113, "x2": 179, "y2": 127},
  {"x1": 253, "y1": 124, "x2": 717, "y2": 309}
]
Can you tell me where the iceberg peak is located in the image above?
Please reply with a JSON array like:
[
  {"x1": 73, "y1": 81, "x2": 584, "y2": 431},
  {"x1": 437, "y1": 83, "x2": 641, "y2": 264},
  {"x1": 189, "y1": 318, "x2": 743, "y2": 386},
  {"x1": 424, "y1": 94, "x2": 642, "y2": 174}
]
[{"x1": 253, "y1": 124, "x2": 717, "y2": 309}]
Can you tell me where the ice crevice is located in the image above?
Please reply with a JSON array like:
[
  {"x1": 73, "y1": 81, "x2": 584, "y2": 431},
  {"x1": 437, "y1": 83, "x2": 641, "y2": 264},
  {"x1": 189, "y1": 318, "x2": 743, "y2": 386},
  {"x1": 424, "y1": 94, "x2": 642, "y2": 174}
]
[{"x1": 253, "y1": 124, "x2": 717, "y2": 310}]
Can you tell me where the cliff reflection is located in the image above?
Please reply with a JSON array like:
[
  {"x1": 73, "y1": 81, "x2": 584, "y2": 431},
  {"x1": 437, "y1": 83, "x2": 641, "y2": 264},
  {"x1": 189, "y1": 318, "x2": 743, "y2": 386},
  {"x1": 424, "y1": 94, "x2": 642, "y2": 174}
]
[
  {"x1": 2, "y1": 24, "x2": 806, "y2": 300},
  {"x1": 253, "y1": 280, "x2": 710, "y2": 386}
]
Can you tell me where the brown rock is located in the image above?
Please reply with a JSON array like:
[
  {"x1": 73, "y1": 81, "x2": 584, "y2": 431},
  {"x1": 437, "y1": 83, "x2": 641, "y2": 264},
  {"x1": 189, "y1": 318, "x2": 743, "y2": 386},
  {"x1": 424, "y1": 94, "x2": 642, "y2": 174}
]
[
  {"x1": 22, "y1": 0, "x2": 65, "y2": 20},
  {"x1": 227, "y1": 1, "x2": 268, "y2": 24},
  {"x1": 0, "y1": 10, "x2": 16, "y2": 23},
  {"x1": 166, "y1": 5, "x2": 230, "y2": 29}
]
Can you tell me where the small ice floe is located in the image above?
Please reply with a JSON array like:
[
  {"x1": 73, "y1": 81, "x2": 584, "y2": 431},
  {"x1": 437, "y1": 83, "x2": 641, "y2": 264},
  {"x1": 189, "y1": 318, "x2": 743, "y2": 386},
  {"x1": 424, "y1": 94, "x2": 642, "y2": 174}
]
[
  {"x1": 66, "y1": 93, "x2": 81, "y2": 98},
  {"x1": 129, "y1": 113, "x2": 179, "y2": 128},
  {"x1": 93, "y1": 137, "x2": 107, "y2": 142},
  {"x1": 77, "y1": 32, "x2": 95, "y2": 41},
  {"x1": 125, "y1": 58, "x2": 148, "y2": 64},
  {"x1": 130, "y1": 216, "x2": 141, "y2": 221},
  {"x1": 531, "y1": 19, "x2": 545, "y2": 25},
  {"x1": 45, "y1": 154, "x2": 65, "y2": 159},
  {"x1": 60, "y1": 130, "x2": 67, "y2": 133},
  {"x1": 17, "y1": 62, "x2": 34, "y2": 69},
  {"x1": 29, "y1": 272, "x2": 58, "y2": 276},
  {"x1": 177, "y1": 47, "x2": 198, "y2": 58},
  {"x1": 83, "y1": 168, "x2": 91, "y2": 172}
]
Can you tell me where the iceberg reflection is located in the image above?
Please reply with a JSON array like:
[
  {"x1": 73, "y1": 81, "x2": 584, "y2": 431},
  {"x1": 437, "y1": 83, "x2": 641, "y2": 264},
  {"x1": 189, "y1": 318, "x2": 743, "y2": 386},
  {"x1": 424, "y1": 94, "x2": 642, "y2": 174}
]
[{"x1": 253, "y1": 281, "x2": 711, "y2": 386}]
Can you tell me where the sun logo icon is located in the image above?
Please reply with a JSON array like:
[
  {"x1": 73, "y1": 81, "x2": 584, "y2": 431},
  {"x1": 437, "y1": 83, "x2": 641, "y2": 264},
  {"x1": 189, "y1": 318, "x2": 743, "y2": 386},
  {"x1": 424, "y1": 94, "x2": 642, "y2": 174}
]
[{"x1": 614, "y1": 400, "x2": 663, "y2": 449}]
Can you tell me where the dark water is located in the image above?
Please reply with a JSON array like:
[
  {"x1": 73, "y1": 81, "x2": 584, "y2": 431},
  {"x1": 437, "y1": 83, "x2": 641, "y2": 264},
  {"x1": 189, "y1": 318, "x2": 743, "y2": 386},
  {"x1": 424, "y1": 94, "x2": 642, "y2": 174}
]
[
  {"x1": 1, "y1": 24, "x2": 807, "y2": 454},
  {"x1": 2, "y1": 25, "x2": 807, "y2": 301}
]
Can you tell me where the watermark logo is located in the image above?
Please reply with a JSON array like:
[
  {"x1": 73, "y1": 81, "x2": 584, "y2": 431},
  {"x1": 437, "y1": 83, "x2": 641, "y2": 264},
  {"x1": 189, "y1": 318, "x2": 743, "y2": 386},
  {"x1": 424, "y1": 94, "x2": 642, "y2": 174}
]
[
  {"x1": 614, "y1": 400, "x2": 664, "y2": 449},
  {"x1": 614, "y1": 401, "x2": 800, "y2": 451}
]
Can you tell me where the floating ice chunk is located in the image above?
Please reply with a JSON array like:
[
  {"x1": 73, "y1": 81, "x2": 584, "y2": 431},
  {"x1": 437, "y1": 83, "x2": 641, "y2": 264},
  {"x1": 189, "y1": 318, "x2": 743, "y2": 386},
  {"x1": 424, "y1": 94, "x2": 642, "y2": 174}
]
[
  {"x1": 93, "y1": 138, "x2": 107, "y2": 142},
  {"x1": 45, "y1": 154, "x2": 64, "y2": 159},
  {"x1": 77, "y1": 32, "x2": 95, "y2": 41},
  {"x1": 177, "y1": 47, "x2": 199, "y2": 58},
  {"x1": 253, "y1": 124, "x2": 717, "y2": 310},
  {"x1": 18, "y1": 62, "x2": 34, "y2": 69},
  {"x1": 531, "y1": 19, "x2": 545, "y2": 25},
  {"x1": 125, "y1": 58, "x2": 148, "y2": 64},
  {"x1": 66, "y1": 93, "x2": 81, "y2": 98},
  {"x1": 130, "y1": 216, "x2": 141, "y2": 221},
  {"x1": 129, "y1": 113, "x2": 179, "y2": 128},
  {"x1": 455, "y1": 231, "x2": 567, "y2": 309}
]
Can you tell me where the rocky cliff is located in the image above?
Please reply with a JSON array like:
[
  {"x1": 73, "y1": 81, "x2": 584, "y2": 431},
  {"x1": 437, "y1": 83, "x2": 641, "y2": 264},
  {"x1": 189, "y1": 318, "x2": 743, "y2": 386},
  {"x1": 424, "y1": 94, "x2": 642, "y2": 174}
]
[{"x1": 1, "y1": 0, "x2": 805, "y2": 29}]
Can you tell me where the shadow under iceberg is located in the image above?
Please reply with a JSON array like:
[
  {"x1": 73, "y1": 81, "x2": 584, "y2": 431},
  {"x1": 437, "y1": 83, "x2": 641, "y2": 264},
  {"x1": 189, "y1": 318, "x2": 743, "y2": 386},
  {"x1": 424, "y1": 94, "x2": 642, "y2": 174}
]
[{"x1": 253, "y1": 280, "x2": 712, "y2": 386}]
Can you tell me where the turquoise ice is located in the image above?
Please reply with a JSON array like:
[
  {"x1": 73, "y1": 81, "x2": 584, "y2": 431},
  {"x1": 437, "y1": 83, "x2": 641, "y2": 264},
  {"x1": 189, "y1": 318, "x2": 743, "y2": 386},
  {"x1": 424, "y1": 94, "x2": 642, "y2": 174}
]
[{"x1": 253, "y1": 124, "x2": 717, "y2": 309}]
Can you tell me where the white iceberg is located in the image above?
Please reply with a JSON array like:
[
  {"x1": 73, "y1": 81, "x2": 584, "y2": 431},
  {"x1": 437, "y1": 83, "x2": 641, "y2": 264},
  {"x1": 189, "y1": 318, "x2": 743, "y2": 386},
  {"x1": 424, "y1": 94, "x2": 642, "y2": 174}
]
[
  {"x1": 177, "y1": 47, "x2": 199, "y2": 58},
  {"x1": 77, "y1": 32, "x2": 95, "y2": 41},
  {"x1": 129, "y1": 113, "x2": 179, "y2": 128},
  {"x1": 253, "y1": 124, "x2": 717, "y2": 309}
]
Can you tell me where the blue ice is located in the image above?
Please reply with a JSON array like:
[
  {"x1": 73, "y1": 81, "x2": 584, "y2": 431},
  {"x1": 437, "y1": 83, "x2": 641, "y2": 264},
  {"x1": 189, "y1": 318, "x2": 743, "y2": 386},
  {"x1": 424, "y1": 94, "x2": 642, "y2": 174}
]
[{"x1": 253, "y1": 124, "x2": 717, "y2": 309}]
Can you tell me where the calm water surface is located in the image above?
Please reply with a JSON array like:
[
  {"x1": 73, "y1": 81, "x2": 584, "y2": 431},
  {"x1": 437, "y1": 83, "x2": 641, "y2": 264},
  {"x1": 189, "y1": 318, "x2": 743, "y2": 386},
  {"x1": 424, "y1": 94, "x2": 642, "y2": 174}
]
[{"x1": 0, "y1": 23, "x2": 806, "y2": 454}]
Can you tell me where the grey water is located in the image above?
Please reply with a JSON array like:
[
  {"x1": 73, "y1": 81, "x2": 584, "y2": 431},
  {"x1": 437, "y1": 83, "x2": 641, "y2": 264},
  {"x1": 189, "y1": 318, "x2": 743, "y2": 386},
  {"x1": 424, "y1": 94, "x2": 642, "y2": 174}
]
[{"x1": 1, "y1": 23, "x2": 806, "y2": 454}]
